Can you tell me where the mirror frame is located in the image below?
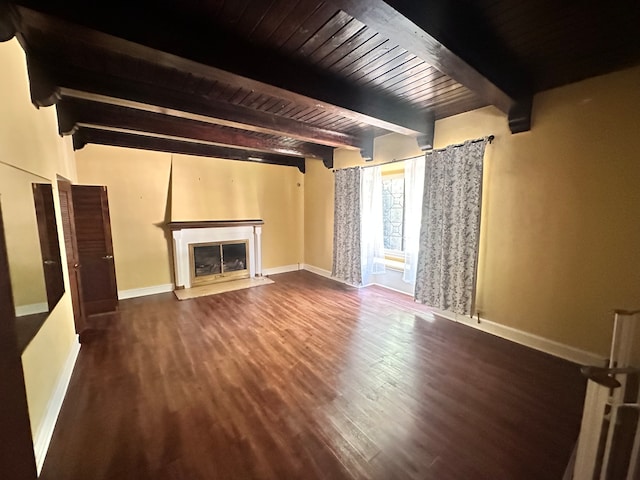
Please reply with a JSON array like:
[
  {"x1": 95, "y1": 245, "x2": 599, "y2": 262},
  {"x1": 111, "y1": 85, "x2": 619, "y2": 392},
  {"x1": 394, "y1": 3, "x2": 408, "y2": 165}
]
[{"x1": 0, "y1": 162, "x2": 66, "y2": 353}]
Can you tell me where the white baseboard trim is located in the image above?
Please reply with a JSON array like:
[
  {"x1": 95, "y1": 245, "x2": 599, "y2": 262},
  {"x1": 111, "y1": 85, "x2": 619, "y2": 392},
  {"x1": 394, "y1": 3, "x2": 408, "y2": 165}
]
[
  {"x1": 118, "y1": 283, "x2": 174, "y2": 300},
  {"x1": 15, "y1": 302, "x2": 48, "y2": 317},
  {"x1": 263, "y1": 264, "x2": 301, "y2": 276},
  {"x1": 431, "y1": 308, "x2": 606, "y2": 366},
  {"x1": 301, "y1": 264, "x2": 332, "y2": 279},
  {"x1": 371, "y1": 282, "x2": 413, "y2": 296},
  {"x1": 301, "y1": 264, "x2": 364, "y2": 288},
  {"x1": 33, "y1": 336, "x2": 81, "y2": 474}
]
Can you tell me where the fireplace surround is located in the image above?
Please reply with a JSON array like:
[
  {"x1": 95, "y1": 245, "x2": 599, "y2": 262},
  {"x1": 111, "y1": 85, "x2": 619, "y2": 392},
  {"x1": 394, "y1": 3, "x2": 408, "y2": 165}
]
[{"x1": 167, "y1": 220, "x2": 263, "y2": 289}]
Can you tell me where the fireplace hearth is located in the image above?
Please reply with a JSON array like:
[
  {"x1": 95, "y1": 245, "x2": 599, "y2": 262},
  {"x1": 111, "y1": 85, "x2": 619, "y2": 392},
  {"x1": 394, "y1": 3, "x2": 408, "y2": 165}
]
[{"x1": 168, "y1": 220, "x2": 263, "y2": 289}]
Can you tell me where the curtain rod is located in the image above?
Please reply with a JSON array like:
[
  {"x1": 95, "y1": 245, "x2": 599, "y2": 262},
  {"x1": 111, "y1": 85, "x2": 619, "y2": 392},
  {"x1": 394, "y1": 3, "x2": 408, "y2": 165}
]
[
  {"x1": 333, "y1": 135, "x2": 494, "y2": 171},
  {"x1": 425, "y1": 135, "x2": 494, "y2": 156}
]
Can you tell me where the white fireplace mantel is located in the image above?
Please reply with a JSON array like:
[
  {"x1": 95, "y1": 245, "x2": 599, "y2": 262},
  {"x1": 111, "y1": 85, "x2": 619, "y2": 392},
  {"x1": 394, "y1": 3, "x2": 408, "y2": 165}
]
[{"x1": 168, "y1": 220, "x2": 263, "y2": 289}]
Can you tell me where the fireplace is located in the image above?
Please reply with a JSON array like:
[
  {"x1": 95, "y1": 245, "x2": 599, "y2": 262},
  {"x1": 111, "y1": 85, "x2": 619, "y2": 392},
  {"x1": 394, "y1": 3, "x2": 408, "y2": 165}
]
[
  {"x1": 168, "y1": 220, "x2": 263, "y2": 289},
  {"x1": 190, "y1": 240, "x2": 249, "y2": 286}
]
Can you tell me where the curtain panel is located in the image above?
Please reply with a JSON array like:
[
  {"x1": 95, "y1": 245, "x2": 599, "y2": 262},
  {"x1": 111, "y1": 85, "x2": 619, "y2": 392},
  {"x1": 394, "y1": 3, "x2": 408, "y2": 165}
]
[
  {"x1": 415, "y1": 140, "x2": 487, "y2": 315},
  {"x1": 361, "y1": 166, "x2": 386, "y2": 285},
  {"x1": 402, "y1": 155, "x2": 426, "y2": 287},
  {"x1": 332, "y1": 167, "x2": 362, "y2": 285}
]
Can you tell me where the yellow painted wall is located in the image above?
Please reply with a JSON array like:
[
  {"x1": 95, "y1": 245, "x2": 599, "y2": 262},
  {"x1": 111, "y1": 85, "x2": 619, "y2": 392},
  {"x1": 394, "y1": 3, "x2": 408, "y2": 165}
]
[
  {"x1": 304, "y1": 66, "x2": 640, "y2": 356},
  {"x1": 75, "y1": 146, "x2": 174, "y2": 290},
  {"x1": 171, "y1": 154, "x2": 304, "y2": 269},
  {"x1": 435, "y1": 67, "x2": 640, "y2": 356},
  {"x1": 75, "y1": 149, "x2": 305, "y2": 288},
  {"x1": 303, "y1": 159, "x2": 334, "y2": 271},
  {"x1": 0, "y1": 39, "x2": 78, "y2": 440}
]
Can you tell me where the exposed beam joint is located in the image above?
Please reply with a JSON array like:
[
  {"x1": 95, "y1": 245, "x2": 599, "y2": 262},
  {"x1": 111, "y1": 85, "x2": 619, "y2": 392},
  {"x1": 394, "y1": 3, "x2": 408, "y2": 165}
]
[
  {"x1": 360, "y1": 132, "x2": 375, "y2": 162},
  {"x1": 24, "y1": 53, "x2": 60, "y2": 106},
  {"x1": 416, "y1": 112, "x2": 436, "y2": 151},
  {"x1": 508, "y1": 97, "x2": 533, "y2": 134},
  {"x1": 73, "y1": 127, "x2": 307, "y2": 173}
]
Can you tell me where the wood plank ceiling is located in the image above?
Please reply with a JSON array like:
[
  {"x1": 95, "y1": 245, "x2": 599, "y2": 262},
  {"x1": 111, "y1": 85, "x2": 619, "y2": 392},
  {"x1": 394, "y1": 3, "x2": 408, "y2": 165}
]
[{"x1": 1, "y1": 0, "x2": 639, "y2": 172}]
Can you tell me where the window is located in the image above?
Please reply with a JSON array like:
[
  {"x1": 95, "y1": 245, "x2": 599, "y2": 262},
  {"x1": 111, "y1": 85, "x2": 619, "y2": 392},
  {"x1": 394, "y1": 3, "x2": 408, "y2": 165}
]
[{"x1": 381, "y1": 174, "x2": 405, "y2": 256}]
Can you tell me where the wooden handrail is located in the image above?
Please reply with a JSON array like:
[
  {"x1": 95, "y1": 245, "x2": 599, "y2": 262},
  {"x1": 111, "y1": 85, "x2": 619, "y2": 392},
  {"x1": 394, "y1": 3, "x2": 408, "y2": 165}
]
[
  {"x1": 580, "y1": 366, "x2": 640, "y2": 389},
  {"x1": 614, "y1": 309, "x2": 640, "y2": 316}
]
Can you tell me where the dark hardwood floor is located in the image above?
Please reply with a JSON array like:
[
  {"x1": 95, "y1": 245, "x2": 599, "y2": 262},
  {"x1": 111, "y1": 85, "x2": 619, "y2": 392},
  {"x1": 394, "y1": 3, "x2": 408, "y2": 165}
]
[{"x1": 40, "y1": 271, "x2": 586, "y2": 480}]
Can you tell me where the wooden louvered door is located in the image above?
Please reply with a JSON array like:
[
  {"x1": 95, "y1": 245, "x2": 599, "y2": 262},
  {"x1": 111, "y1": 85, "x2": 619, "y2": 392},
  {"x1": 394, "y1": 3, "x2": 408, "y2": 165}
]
[
  {"x1": 71, "y1": 185, "x2": 118, "y2": 316},
  {"x1": 57, "y1": 179, "x2": 86, "y2": 335}
]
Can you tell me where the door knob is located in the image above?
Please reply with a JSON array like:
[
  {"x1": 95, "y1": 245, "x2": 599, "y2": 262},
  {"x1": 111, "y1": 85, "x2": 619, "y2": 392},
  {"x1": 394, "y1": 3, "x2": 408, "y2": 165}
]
[
  {"x1": 43, "y1": 260, "x2": 57, "y2": 265},
  {"x1": 102, "y1": 255, "x2": 114, "y2": 260}
]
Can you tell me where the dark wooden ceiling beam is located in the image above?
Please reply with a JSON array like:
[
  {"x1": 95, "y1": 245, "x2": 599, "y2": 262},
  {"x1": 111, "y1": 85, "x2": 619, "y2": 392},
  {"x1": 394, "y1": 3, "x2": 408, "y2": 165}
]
[
  {"x1": 56, "y1": 98, "x2": 333, "y2": 162},
  {"x1": 73, "y1": 127, "x2": 307, "y2": 173},
  {"x1": 330, "y1": 0, "x2": 533, "y2": 132},
  {"x1": 24, "y1": 55, "x2": 360, "y2": 151},
  {"x1": 333, "y1": 0, "x2": 528, "y2": 110},
  {"x1": 15, "y1": 6, "x2": 436, "y2": 137},
  {"x1": 0, "y1": 2, "x2": 18, "y2": 41}
]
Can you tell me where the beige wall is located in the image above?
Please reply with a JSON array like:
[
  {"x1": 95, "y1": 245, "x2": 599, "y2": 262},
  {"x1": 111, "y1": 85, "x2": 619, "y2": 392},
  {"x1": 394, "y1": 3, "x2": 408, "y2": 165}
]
[
  {"x1": 171, "y1": 154, "x2": 304, "y2": 269},
  {"x1": 435, "y1": 67, "x2": 640, "y2": 356},
  {"x1": 0, "y1": 39, "x2": 78, "y2": 439},
  {"x1": 303, "y1": 158, "x2": 334, "y2": 270},
  {"x1": 75, "y1": 149, "x2": 305, "y2": 289},
  {"x1": 304, "y1": 66, "x2": 640, "y2": 356},
  {"x1": 75, "y1": 146, "x2": 173, "y2": 291}
]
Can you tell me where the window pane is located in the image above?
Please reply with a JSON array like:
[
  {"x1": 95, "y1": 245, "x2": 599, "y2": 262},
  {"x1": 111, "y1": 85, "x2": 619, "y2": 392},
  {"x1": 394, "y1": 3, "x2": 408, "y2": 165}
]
[{"x1": 382, "y1": 177, "x2": 405, "y2": 251}]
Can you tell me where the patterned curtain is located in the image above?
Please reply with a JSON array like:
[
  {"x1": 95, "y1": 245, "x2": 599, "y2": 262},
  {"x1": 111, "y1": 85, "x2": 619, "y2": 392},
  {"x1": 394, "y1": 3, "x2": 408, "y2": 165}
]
[
  {"x1": 414, "y1": 140, "x2": 487, "y2": 315},
  {"x1": 332, "y1": 167, "x2": 362, "y2": 285}
]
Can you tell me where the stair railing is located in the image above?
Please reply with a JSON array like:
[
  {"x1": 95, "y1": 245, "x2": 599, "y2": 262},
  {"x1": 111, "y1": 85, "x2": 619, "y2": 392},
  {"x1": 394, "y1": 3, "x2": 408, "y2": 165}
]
[{"x1": 572, "y1": 310, "x2": 640, "y2": 480}]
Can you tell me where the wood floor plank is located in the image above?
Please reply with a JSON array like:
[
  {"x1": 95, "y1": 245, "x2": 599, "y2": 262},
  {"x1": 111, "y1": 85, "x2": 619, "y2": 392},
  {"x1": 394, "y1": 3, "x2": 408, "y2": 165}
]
[{"x1": 39, "y1": 271, "x2": 586, "y2": 480}]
